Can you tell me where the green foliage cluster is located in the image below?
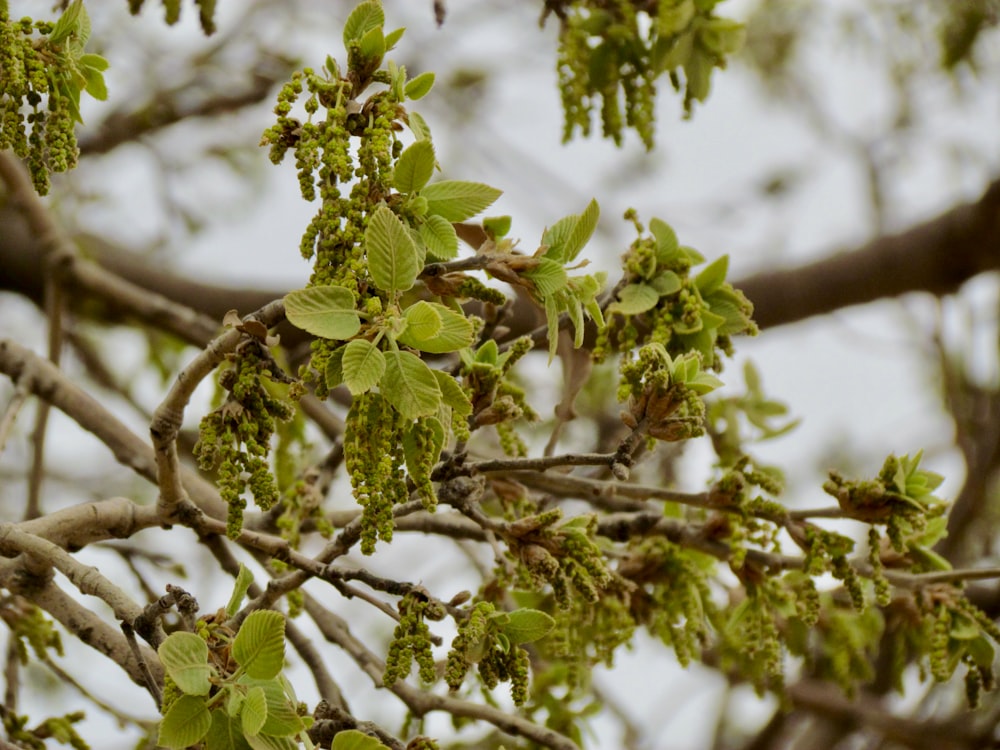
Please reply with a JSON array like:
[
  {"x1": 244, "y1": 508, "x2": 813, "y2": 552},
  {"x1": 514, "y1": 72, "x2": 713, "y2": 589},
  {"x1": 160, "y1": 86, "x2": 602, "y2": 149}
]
[
  {"x1": 193, "y1": 337, "x2": 295, "y2": 538},
  {"x1": 0, "y1": 0, "x2": 107, "y2": 193},
  {"x1": 546, "y1": 0, "x2": 745, "y2": 148},
  {"x1": 598, "y1": 211, "x2": 756, "y2": 367},
  {"x1": 444, "y1": 601, "x2": 554, "y2": 707},
  {"x1": 263, "y1": 0, "x2": 609, "y2": 555},
  {"x1": 157, "y1": 570, "x2": 312, "y2": 750}
]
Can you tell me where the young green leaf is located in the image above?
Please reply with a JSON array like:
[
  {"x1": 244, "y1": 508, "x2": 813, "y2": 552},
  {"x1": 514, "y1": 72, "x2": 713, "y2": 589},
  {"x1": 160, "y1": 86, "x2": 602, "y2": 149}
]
[
  {"x1": 607, "y1": 283, "x2": 659, "y2": 315},
  {"x1": 501, "y1": 608, "x2": 556, "y2": 645},
  {"x1": 343, "y1": 0, "x2": 384, "y2": 45},
  {"x1": 649, "y1": 218, "x2": 679, "y2": 264},
  {"x1": 206, "y1": 709, "x2": 253, "y2": 750},
  {"x1": 399, "y1": 302, "x2": 474, "y2": 353},
  {"x1": 237, "y1": 677, "x2": 305, "y2": 738},
  {"x1": 650, "y1": 270, "x2": 682, "y2": 296},
  {"x1": 525, "y1": 258, "x2": 568, "y2": 298},
  {"x1": 331, "y1": 730, "x2": 389, "y2": 750},
  {"x1": 226, "y1": 563, "x2": 255, "y2": 618},
  {"x1": 366, "y1": 205, "x2": 420, "y2": 295},
  {"x1": 421, "y1": 181, "x2": 502, "y2": 222},
  {"x1": 381, "y1": 351, "x2": 442, "y2": 419},
  {"x1": 358, "y1": 26, "x2": 386, "y2": 64},
  {"x1": 563, "y1": 198, "x2": 600, "y2": 263},
  {"x1": 240, "y1": 686, "x2": 268, "y2": 737},
  {"x1": 244, "y1": 734, "x2": 298, "y2": 750},
  {"x1": 232, "y1": 610, "x2": 285, "y2": 680},
  {"x1": 541, "y1": 214, "x2": 578, "y2": 262},
  {"x1": 158, "y1": 695, "x2": 212, "y2": 749},
  {"x1": 284, "y1": 286, "x2": 360, "y2": 340},
  {"x1": 408, "y1": 111, "x2": 433, "y2": 141},
  {"x1": 341, "y1": 339, "x2": 387, "y2": 395},
  {"x1": 405, "y1": 71, "x2": 435, "y2": 100},
  {"x1": 49, "y1": 0, "x2": 84, "y2": 44},
  {"x1": 695, "y1": 255, "x2": 729, "y2": 295},
  {"x1": 400, "y1": 300, "x2": 442, "y2": 343},
  {"x1": 419, "y1": 214, "x2": 459, "y2": 260},
  {"x1": 384, "y1": 26, "x2": 405, "y2": 50},
  {"x1": 483, "y1": 215, "x2": 512, "y2": 239},
  {"x1": 158, "y1": 632, "x2": 214, "y2": 696},
  {"x1": 393, "y1": 140, "x2": 436, "y2": 194},
  {"x1": 433, "y1": 370, "x2": 472, "y2": 416}
]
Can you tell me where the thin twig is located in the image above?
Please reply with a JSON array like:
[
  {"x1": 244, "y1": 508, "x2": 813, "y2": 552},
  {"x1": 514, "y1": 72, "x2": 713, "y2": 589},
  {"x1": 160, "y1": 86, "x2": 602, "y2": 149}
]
[{"x1": 121, "y1": 623, "x2": 163, "y2": 708}]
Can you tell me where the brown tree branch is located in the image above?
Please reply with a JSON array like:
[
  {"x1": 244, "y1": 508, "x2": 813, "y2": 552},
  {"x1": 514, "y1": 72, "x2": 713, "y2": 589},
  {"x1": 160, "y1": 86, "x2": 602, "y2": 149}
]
[{"x1": 3, "y1": 176, "x2": 1000, "y2": 344}]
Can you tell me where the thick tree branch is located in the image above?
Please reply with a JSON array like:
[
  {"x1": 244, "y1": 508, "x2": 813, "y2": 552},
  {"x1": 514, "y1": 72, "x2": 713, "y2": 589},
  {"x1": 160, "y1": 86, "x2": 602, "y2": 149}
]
[
  {"x1": 3, "y1": 177, "x2": 1000, "y2": 343},
  {"x1": 739, "y1": 177, "x2": 1000, "y2": 328}
]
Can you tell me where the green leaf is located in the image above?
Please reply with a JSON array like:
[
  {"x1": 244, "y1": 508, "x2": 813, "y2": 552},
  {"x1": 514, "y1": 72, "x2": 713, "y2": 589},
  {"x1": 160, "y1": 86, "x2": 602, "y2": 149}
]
[
  {"x1": 158, "y1": 695, "x2": 212, "y2": 749},
  {"x1": 419, "y1": 214, "x2": 459, "y2": 260},
  {"x1": 408, "y1": 111, "x2": 433, "y2": 141},
  {"x1": 687, "y1": 372, "x2": 724, "y2": 395},
  {"x1": 607, "y1": 283, "x2": 659, "y2": 315},
  {"x1": 401, "y1": 303, "x2": 474, "y2": 353},
  {"x1": 79, "y1": 53, "x2": 109, "y2": 72},
  {"x1": 384, "y1": 26, "x2": 405, "y2": 50},
  {"x1": 226, "y1": 564, "x2": 255, "y2": 618},
  {"x1": 245, "y1": 734, "x2": 299, "y2": 750},
  {"x1": 284, "y1": 286, "x2": 360, "y2": 340},
  {"x1": 237, "y1": 677, "x2": 304, "y2": 738},
  {"x1": 483, "y1": 215, "x2": 512, "y2": 239},
  {"x1": 502, "y1": 609, "x2": 556, "y2": 645},
  {"x1": 541, "y1": 215, "x2": 578, "y2": 263},
  {"x1": 381, "y1": 351, "x2": 443, "y2": 419},
  {"x1": 650, "y1": 270, "x2": 682, "y2": 296},
  {"x1": 649, "y1": 218, "x2": 679, "y2": 263},
  {"x1": 81, "y1": 66, "x2": 108, "y2": 100},
  {"x1": 343, "y1": 1, "x2": 384, "y2": 45},
  {"x1": 206, "y1": 709, "x2": 253, "y2": 750},
  {"x1": 399, "y1": 301, "x2": 442, "y2": 344},
  {"x1": 951, "y1": 614, "x2": 981, "y2": 641},
  {"x1": 525, "y1": 258, "x2": 568, "y2": 298},
  {"x1": 695, "y1": 255, "x2": 729, "y2": 295},
  {"x1": 967, "y1": 636, "x2": 995, "y2": 670},
  {"x1": 49, "y1": 0, "x2": 84, "y2": 44},
  {"x1": 563, "y1": 198, "x2": 600, "y2": 263},
  {"x1": 421, "y1": 181, "x2": 502, "y2": 222},
  {"x1": 158, "y1": 632, "x2": 214, "y2": 696},
  {"x1": 227, "y1": 687, "x2": 245, "y2": 717},
  {"x1": 433, "y1": 370, "x2": 472, "y2": 416},
  {"x1": 358, "y1": 26, "x2": 386, "y2": 65},
  {"x1": 341, "y1": 339, "x2": 386, "y2": 395},
  {"x1": 393, "y1": 140, "x2": 436, "y2": 194},
  {"x1": 366, "y1": 205, "x2": 420, "y2": 295},
  {"x1": 405, "y1": 71, "x2": 436, "y2": 100},
  {"x1": 240, "y1": 686, "x2": 268, "y2": 737},
  {"x1": 331, "y1": 730, "x2": 388, "y2": 750},
  {"x1": 232, "y1": 610, "x2": 285, "y2": 680}
]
